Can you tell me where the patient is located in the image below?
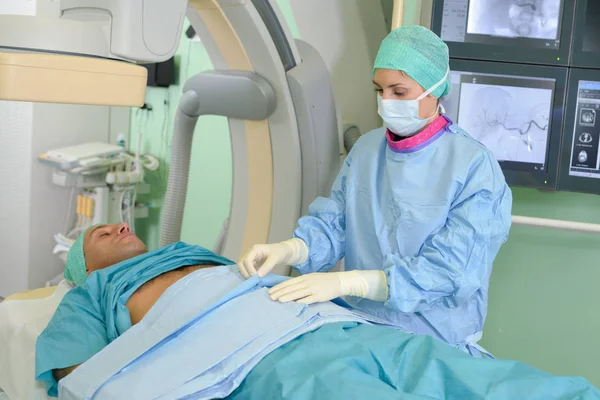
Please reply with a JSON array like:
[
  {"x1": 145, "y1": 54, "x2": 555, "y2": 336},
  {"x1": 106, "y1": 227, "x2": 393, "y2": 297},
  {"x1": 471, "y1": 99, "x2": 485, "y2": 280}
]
[
  {"x1": 36, "y1": 224, "x2": 600, "y2": 399},
  {"x1": 71, "y1": 223, "x2": 216, "y2": 326},
  {"x1": 35, "y1": 223, "x2": 232, "y2": 396}
]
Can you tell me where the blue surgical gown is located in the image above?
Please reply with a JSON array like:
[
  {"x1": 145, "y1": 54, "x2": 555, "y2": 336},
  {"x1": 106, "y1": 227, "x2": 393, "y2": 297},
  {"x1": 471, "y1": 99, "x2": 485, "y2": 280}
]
[{"x1": 292, "y1": 119, "x2": 513, "y2": 351}]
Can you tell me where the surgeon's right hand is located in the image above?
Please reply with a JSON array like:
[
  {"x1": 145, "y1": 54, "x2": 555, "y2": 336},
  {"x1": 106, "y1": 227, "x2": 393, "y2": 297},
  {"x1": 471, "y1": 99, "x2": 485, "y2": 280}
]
[{"x1": 237, "y1": 238, "x2": 309, "y2": 279}]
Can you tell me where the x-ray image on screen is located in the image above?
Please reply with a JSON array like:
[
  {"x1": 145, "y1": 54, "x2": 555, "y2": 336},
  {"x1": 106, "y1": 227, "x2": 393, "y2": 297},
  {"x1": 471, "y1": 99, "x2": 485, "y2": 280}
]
[
  {"x1": 467, "y1": 0, "x2": 561, "y2": 40},
  {"x1": 456, "y1": 81, "x2": 553, "y2": 165}
]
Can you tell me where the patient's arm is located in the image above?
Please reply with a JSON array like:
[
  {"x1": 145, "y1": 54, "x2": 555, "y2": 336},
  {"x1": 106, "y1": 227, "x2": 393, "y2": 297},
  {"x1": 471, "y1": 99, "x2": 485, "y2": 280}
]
[{"x1": 52, "y1": 364, "x2": 81, "y2": 382}]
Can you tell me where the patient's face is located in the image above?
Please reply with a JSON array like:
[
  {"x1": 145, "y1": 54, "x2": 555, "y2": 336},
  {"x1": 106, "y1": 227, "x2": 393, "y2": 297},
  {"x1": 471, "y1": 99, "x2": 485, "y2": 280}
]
[{"x1": 84, "y1": 223, "x2": 148, "y2": 274}]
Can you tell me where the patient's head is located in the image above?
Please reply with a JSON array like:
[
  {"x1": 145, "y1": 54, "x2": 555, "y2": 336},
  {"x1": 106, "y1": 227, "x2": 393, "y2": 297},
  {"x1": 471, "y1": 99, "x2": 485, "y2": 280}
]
[{"x1": 65, "y1": 223, "x2": 148, "y2": 286}]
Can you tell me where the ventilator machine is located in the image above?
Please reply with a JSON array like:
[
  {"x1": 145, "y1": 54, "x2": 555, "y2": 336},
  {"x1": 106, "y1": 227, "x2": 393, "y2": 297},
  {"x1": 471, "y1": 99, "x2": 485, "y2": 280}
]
[{"x1": 37, "y1": 139, "x2": 159, "y2": 267}]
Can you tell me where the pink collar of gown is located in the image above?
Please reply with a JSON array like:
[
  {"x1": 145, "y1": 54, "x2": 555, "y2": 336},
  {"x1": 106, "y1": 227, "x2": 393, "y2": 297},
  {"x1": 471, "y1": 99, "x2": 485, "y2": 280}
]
[{"x1": 386, "y1": 114, "x2": 450, "y2": 153}]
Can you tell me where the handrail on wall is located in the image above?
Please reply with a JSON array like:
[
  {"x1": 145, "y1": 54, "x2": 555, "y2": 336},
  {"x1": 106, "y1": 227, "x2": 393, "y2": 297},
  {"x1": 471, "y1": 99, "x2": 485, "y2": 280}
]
[{"x1": 512, "y1": 215, "x2": 600, "y2": 235}]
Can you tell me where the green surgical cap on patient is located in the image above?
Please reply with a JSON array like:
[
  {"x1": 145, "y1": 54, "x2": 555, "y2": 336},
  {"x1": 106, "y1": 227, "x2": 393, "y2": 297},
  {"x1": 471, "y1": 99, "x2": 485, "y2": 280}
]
[
  {"x1": 374, "y1": 25, "x2": 451, "y2": 99},
  {"x1": 64, "y1": 230, "x2": 88, "y2": 287}
]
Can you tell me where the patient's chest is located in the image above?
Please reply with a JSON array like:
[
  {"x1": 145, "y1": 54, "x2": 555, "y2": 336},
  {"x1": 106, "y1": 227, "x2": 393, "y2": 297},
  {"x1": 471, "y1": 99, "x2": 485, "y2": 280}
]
[{"x1": 126, "y1": 264, "x2": 213, "y2": 326}]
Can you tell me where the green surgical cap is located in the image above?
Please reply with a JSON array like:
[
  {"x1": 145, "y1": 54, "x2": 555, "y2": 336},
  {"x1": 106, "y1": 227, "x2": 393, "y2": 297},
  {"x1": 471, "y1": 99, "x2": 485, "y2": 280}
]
[
  {"x1": 374, "y1": 25, "x2": 451, "y2": 99},
  {"x1": 64, "y1": 230, "x2": 88, "y2": 286}
]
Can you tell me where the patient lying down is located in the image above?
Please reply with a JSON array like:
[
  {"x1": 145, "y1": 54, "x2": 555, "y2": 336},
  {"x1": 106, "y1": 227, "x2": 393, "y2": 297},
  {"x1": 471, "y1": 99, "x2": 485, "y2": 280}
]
[
  {"x1": 63, "y1": 223, "x2": 216, "y2": 328},
  {"x1": 36, "y1": 223, "x2": 227, "y2": 394},
  {"x1": 35, "y1": 223, "x2": 600, "y2": 399}
]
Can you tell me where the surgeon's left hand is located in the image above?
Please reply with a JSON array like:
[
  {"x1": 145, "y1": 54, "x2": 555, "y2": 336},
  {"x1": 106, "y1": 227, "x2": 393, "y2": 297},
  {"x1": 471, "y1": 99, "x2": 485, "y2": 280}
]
[{"x1": 269, "y1": 270, "x2": 389, "y2": 305}]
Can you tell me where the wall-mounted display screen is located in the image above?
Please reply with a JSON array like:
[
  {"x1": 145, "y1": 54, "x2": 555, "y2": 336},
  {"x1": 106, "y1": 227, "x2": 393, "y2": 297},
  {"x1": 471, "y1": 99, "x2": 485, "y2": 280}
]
[
  {"x1": 558, "y1": 69, "x2": 600, "y2": 194},
  {"x1": 443, "y1": 59, "x2": 568, "y2": 188},
  {"x1": 432, "y1": 0, "x2": 575, "y2": 66},
  {"x1": 442, "y1": 0, "x2": 562, "y2": 48},
  {"x1": 567, "y1": 81, "x2": 600, "y2": 179},
  {"x1": 445, "y1": 71, "x2": 554, "y2": 172}
]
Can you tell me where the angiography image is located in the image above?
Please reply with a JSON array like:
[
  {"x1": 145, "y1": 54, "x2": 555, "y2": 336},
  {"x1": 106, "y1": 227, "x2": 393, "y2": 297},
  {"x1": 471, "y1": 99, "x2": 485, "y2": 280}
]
[
  {"x1": 580, "y1": 108, "x2": 597, "y2": 127},
  {"x1": 467, "y1": 0, "x2": 562, "y2": 40},
  {"x1": 457, "y1": 83, "x2": 553, "y2": 164}
]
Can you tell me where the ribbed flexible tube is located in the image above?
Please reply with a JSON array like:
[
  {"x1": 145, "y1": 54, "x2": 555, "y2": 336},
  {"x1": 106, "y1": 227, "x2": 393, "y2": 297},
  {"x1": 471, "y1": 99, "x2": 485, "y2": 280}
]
[
  {"x1": 159, "y1": 107, "x2": 199, "y2": 247},
  {"x1": 343, "y1": 125, "x2": 361, "y2": 153}
]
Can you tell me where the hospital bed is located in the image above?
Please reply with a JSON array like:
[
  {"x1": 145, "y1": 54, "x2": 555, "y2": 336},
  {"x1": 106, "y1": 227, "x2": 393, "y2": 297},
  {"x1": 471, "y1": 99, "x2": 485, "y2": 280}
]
[
  {"x1": 5, "y1": 264, "x2": 599, "y2": 400},
  {"x1": 0, "y1": 284, "x2": 71, "y2": 399}
]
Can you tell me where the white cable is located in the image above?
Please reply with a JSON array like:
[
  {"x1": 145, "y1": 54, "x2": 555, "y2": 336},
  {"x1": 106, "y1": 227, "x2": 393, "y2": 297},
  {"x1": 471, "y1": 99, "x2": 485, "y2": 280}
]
[
  {"x1": 75, "y1": 195, "x2": 82, "y2": 232},
  {"x1": 141, "y1": 154, "x2": 160, "y2": 171},
  {"x1": 125, "y1": 190, "x2": 131, "y2": 223},
  {"x1": 162, "y1": 90, "x2": 170, "y2": 154},
  {"x1": 64, "y1": 187, "x2": 77, "y2": 234},
  {"x1": 119, "y1": 189, "x2": 127, "y2": 223},
  {"x1": 162, "y1": 90, "x2": 171, "y2": 182},
  {"x1": 130, "y1": 189, "x2": 137, "y2": 232},
  {"x1": 137, "y1": 130, "x2": 142, "y2": 163},
  {"x1": 136, "y1": 130, "x2": 144, "y2": 181},
  {"x1": 114, "y1": 151, "x2": 158, "y2": 172},
  {"x1": 121, "y1": 188, "x2": 135, "y2": 230},
  {"x1": 185, "y1": 39, "x2": 192, "y2": 80},
  {"x1": 161, "y1": 90, "x2": 170, "y2": 152}
]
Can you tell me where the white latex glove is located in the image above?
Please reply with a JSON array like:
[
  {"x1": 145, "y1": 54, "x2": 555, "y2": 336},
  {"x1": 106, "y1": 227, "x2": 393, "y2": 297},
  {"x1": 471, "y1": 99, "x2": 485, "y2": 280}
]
[
  {"x1": 237, "y1": 238, "x2": 308, "y2": 279},
  {"x1": 269, "y1": 270, "x2": 389, "y2": 305}
]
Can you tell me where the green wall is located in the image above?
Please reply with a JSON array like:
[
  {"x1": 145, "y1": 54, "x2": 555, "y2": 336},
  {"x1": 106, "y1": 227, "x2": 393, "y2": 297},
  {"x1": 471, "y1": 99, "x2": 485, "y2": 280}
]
[
  {"x1": 482, "y1": 187, "x2": 600, "y2": 387},
  {"x1": 130, "y1": 2, "x2": 600, "y2": 389}
]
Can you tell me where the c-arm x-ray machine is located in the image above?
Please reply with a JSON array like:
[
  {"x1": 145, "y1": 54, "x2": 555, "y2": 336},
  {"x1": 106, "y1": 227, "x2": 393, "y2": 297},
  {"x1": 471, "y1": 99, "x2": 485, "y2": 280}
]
[{"x1": 0, "y1": 0, "x2": 341, "y2": 277}]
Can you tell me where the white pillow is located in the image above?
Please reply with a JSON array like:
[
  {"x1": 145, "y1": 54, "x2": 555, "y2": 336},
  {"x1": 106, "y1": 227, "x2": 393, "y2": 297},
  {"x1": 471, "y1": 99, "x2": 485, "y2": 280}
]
[{"x1": 0, "y1": 280, "x2": 73, "y2": 400}]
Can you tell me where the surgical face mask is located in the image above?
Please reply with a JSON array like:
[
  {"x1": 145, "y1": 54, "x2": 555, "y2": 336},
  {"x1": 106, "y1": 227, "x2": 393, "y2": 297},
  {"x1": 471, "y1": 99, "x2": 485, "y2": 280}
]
[{"x1": 378, "y1": 69, "x2": 449, "y2": 137}]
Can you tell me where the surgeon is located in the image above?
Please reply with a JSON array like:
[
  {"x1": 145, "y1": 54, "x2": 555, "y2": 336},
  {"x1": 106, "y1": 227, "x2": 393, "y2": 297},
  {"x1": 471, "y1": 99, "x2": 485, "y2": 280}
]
[{"x1": 238, "y1": 25, "x2": 513, "y2": 355}]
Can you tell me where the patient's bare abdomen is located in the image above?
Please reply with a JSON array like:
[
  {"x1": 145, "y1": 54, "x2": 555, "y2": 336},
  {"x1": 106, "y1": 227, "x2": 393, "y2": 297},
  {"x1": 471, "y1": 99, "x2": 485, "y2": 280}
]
[{"x1": 126, "y1": 264, "x2": 213, "y2": 325}]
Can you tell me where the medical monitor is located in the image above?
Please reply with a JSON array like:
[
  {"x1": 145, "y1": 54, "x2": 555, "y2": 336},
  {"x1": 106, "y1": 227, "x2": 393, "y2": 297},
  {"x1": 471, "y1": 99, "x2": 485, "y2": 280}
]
[
  {"x1": 442, "y1": 59, "x2": 567, "y2": 188},
  {"x1": 558, "y1": 69, "x2": 600, "y2": 194},
  {"x1": 431, "y1": 0, "x2": 575, "y2": 66},
  {"x1": 570, "y1": 0, "x2": 600, "y2": 68}
]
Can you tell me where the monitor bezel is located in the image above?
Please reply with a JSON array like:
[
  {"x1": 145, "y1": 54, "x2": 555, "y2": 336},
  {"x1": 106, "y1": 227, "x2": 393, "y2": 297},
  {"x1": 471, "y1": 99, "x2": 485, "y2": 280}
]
[
  {"x1": 570, "y1": 0, "x2": 600, "y2": 69},
  {"x1": 557, "y1": 68, "x2": 600, "y2": 194},
  {"x1": 448, "y1": 58, "x2": 568, "y2": 189},
  {"x1": 432, "y1": 0, "x2": 576, "y2": 67}
]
